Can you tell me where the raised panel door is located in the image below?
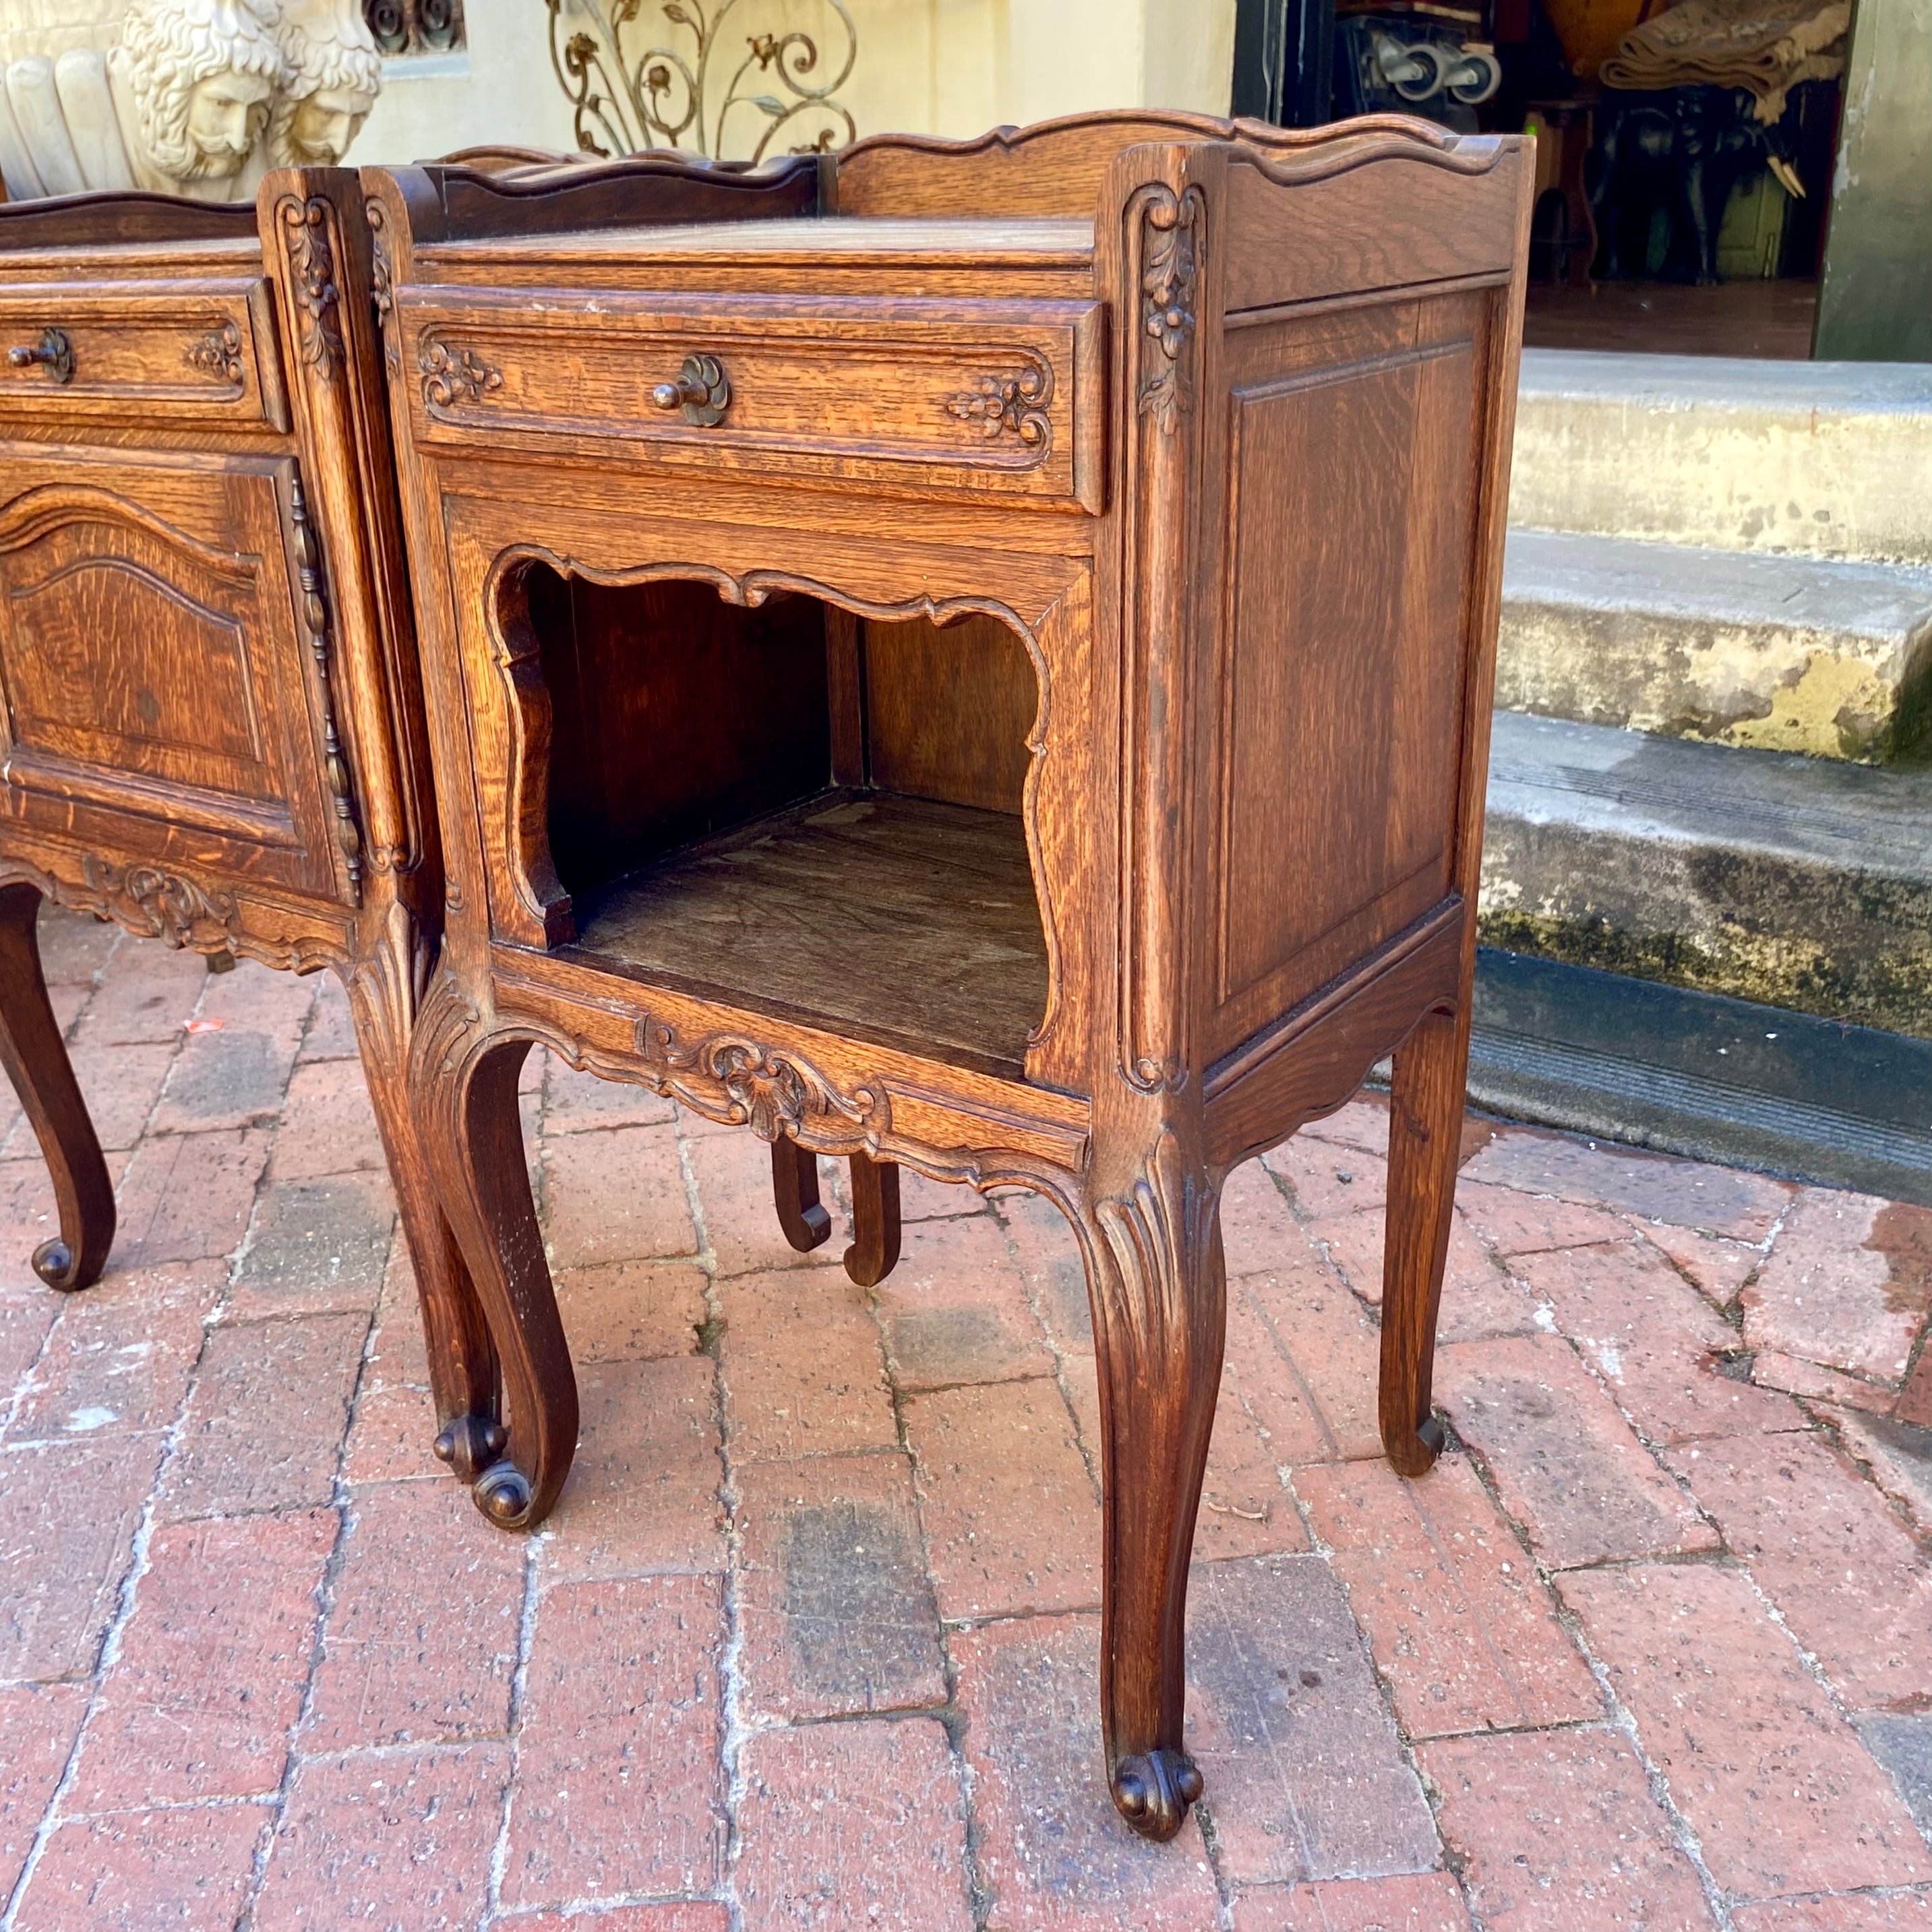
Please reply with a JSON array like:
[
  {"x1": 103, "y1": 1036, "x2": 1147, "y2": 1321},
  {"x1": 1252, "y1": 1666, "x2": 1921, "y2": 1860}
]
[{"x1": 0, "y1": 448, "x2": 354, "y2": 903}]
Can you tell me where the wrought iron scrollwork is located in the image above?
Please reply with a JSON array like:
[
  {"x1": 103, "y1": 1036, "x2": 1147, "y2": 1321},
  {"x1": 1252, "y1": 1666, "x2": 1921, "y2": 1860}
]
[{"x1": 545, "y1": 0, "x2": 857, "y2": 162}]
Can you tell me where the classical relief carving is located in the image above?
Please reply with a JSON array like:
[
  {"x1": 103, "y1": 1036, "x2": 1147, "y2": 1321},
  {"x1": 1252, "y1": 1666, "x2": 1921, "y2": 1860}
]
[
  {"x1": 287, "y1": 471, "x2": 364, "y2": 897},
  {"x1": 0, "y1": 0, "x2": 379, "y2": 206},
  {"x1": 266, "y1": 0, "x2": 378, "y2": 169},
  {"x1": 1136, "y1": 185, "x2": 1203, "y2": 433},
  {"x1": 419, "y1": 336, "x2": 503, "y2": 411},
  {"x1": 942, "y1": 359, "x2": 1053, "y2": 452},
  {"x1": 185, "y1": 319, "x2": 244, "y2": 384}
]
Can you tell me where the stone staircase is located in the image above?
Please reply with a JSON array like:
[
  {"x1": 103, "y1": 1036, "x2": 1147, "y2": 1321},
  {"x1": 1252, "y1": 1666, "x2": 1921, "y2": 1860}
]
[{"x1": 1470, "y1": 349, "x2": 1932, "y2": 1197}]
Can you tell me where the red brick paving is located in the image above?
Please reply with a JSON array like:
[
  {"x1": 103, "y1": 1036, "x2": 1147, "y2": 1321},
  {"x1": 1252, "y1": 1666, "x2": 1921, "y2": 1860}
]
[
  {"x1": 1296, "y1": 1454, "x2": 1599, "y2": 1738},
  {"x1": 1231, "y1": 1872, "x2": 1474, "y2": 1930},
  {"x1": 1435, "y1": 1332, "x2": 1720, "y2": 1565},
  {"x1": 0, "y1": 913, "x2": 1929, "y2": 1928},
  {"x1": 1422, "y1": 1726, "x2": 1720, "y2": 1931},
  {"x1": 1560, "y1": 1562, "x2": 1932, "y2": 1897},
  {"x1": 733, "y1": 1718, "x2": 973, "y2": 1931}
]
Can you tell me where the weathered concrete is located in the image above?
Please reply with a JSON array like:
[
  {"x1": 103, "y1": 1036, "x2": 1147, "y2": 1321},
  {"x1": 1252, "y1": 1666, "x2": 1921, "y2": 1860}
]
[
  {"x1": 1479, "y1": 708, "x2": 1932, "y2": 1037},
  {"x1": 1499, "y1": 529, "x2": 1932, "y2": 762},
  {"x1": 1510, "y1": 352, "x2": 1932, "y2": 564}
]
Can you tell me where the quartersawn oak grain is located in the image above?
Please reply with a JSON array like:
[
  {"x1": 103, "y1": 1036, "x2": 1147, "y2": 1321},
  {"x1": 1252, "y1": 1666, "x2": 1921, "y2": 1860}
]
[
  {"x1": 366, "y1": 109, "x2": 1532, "y2": 1842},
  {"x1": 0, "y1": 169, "x2": 520, "y2": 1527}
]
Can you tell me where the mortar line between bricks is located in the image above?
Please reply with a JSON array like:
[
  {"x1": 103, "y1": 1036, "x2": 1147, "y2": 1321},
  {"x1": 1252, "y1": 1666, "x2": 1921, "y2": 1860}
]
[
  {"x1": 1801, "y1": 1401, "x2": 1932, "y2": 1554},
  {"x1": 1433, "y1": 1400, "x2": 1742, "y2": 1931},
  {"x1": 0, "y1": 1233, "x2": 227, "y2": 1932},
  {"x1": 879, "y1": 1209, "x2": 994, "y2": 1931},
  {"x1": 1551, "y1": 1583, "x2": 1742, "y2": 1931},
  {"x1": 231, "y1": 1253, "x2": 382, "y2": 1932},
  {"x1": 482, "y1": 1529, "x2": 541, "y2": 1926},
  {"x1": 674, "y1": 1116, "x2": 746, "y2": 1932}
]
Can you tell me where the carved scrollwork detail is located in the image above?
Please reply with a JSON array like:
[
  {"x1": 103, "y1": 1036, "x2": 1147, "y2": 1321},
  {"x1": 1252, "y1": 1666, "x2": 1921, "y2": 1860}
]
[
  {"x1": 365, "y1": 198, "x2": 400, "y2": 378},
  {"x1": 350, "y1": 899, "x2": 432, "y2": 1068},
  {"x1": 278, "y1": 195, "x2": 346, "y2": 375},
  {"x1": 941, "y1": 359, "x2": 1053, "y2": 452},
  {"x1": 78, "y1": 857, "x2": 237, "y2": 948},
  {"x1": 420, "y1": 336, "x2": 504, "y2": 411},
  {"x1": 636, "y1": 1014, "x2": 890, "y2": 1147},
  {"x1": 185, "y1": 321, "x2": 243, "y2": 385},
  {"x1": 1089, "y1": 1127, "x2": 1218, "y2": 1369},
  {"x1": 288, "y1": 474, "x2": 364, "y2": 898},
  {"x1": 1136, "y1": 185, "x2": 1203, "y2": 433}
]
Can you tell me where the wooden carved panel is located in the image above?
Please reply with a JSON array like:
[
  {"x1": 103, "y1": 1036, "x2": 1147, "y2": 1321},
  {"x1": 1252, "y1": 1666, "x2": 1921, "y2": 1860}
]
[
  {"x1": 0, "y1": 491, "x2": 270, "y2": 796},
  {"x1": 0, "y1": 456, "x2": 355, "y2": 903},
  {"x1": 1205, "y1": 293, "x2": 1486, "y2": 1057}
]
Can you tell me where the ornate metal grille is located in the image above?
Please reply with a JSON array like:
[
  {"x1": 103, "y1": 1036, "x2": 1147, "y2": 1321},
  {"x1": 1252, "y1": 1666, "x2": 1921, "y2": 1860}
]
[
  {"x1": 545, "y1": 0, "x2": 857, "y2": 163},
  {"x1": 365, "y1": 0, "x2": 467, "y2": 57}
]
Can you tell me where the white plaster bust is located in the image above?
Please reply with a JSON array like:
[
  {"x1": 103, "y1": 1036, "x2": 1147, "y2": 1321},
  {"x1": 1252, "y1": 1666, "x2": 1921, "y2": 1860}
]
[
  {"x1": 268, "y1": 0, "x2": 380, "y2": 169},
  {"x1": 0, "y1": 0, "x2": 380, "y2": 202}
]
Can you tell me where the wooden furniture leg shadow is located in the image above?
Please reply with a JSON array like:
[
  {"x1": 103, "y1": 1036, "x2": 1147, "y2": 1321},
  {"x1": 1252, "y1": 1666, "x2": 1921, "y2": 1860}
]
[{"x1": 371, "y1": 113, "x2": 1532, "y2": 1835}]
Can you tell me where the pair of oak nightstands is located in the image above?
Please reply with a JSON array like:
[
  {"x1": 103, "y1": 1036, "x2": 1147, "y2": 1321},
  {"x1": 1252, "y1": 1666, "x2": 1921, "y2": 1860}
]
[{"x1": 0, "y1": 113, "x2": 1531, "y2": 1838}]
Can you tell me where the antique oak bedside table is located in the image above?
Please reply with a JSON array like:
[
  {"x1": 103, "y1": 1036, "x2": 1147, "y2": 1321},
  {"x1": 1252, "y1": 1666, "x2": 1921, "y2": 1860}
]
[
  {"x1": 369, "y1": 112, "x2": 1532, "y2": 1838},
  {"x1": 0, "y1": 169, "x2": 584, "y2": 1504}
]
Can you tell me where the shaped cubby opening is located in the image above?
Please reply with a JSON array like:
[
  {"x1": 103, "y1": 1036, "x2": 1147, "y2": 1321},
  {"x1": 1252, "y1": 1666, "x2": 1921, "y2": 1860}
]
[{"x1": 513, "y1": 562, "x2": 1047, "y2": 1077}]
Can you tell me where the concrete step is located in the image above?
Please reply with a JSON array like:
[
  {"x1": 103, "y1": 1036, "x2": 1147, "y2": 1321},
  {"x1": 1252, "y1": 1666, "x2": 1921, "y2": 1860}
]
[
  {"x1": 1509, "y1": 351, "x2": 1932, "y2": 565},
  {"x1": 1467, "y1": 949, "x2": 1932, "y2": 1207},
  {"x1": 1499, "y1": 529, "x2": 1932, "y2": 763},
  {"x1": 1478, "y1": 708, "x2": 1932, "y2": 1039}
]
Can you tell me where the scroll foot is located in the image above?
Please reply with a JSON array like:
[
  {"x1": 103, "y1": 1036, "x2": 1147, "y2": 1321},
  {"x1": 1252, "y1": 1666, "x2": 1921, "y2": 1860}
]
[{"x1": 1112, "y1": 1750, "x2": 1204, "y2": 1841}]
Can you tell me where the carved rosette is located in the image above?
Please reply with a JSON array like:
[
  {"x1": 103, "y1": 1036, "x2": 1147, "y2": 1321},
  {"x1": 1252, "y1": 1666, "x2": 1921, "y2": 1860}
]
[
  {"x1": 419, "y1": 336, "x2": 503, "y2": 411},
  {"x1": 288, "y1": 474, "x2": 365, "y2": 898},
  {"x1": 941, "y1": 358, "x2": 1053, "y2": 452},
  {"x1": 78, "y1": 857, "x2": 237, "y2": 948},
  {"x1": 636, "y1": 1015, "x2": 890, "y2": 1147},
  {"x1": 1136, "y1": 186, "x2": 1203, "y2": 433},
  {"x1": 185, "y1": 321, "x2": 244, "y2": 385},
  {"x1": 278, "y1": 195, "x2": 346, "y2": 375}
]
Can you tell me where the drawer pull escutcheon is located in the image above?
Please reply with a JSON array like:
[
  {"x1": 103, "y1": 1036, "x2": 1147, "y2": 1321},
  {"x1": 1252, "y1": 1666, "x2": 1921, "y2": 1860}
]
[
  {"x1": 7, "y1": 328, "x2": 73, "y2": 384},
  {"x1": 651, "y1": 353, "x2": 730, "y2": 427}
]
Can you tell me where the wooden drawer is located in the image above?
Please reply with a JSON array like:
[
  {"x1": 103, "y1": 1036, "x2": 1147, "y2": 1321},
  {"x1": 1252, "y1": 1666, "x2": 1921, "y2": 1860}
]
[
  {"x1": 0, "y1": 279, "x2": 286, "y2": 429},
  {"x1": 396, "y1": 291, "x2": 1104, "y2": 512}
]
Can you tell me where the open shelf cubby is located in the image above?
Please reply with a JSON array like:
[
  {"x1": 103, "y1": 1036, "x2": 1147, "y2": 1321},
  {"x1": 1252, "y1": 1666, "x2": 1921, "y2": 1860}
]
[{"x1": 514, "y1": 563, "x2": 1048, "y2": 1077}]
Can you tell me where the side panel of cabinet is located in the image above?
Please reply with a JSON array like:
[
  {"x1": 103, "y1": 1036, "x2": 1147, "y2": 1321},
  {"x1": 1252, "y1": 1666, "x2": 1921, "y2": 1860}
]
[
  {"x1": 0, "y1": 447, "x2": 351, "y2": 903},
  {"x1": 1202, "y1": 288, "x2": 1492, "y2": 1059}
]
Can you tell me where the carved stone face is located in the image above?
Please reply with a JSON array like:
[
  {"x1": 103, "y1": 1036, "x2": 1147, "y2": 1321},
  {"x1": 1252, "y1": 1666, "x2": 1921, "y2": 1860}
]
[
  {"x1": 284, "y1": 84, "x2": 373, "y2": 165},
  {"x1": 180, "y1": 65, "x2": 273, "y2": 176}
]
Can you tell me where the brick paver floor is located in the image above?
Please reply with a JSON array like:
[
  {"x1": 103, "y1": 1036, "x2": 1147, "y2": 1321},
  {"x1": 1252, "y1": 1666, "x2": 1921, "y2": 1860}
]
[{"x1": 2, "y1": 911, "x2": 1930, "y2": 1929}]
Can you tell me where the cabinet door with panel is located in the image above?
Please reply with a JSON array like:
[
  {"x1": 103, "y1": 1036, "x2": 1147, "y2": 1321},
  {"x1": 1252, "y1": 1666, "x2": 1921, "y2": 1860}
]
[
  {"x1": 0, "y1": 177, "x2": 508, "y2": 1515},
  {"x1": 0, "y1": 450, "x2": 354, "y2": 904}
]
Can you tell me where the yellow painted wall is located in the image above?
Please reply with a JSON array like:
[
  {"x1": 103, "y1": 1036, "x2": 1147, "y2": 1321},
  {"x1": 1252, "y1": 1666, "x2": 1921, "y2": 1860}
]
[{"x1": 354, "y1": 0, "x2": 1236, "y2": 168}]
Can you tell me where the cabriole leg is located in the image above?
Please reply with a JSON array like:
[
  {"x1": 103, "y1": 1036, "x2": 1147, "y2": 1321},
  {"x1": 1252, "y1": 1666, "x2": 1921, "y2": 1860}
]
[
  {"x1": 843, "y1": 1151, "x2": 900, "y2": 1288},
  {"x1": 349, "y1": 956, "x2": 505, "y2": 1490},
  {"x1": 771, "y1": 1137, "x2": 832, "y2": 1252},
  {"x1": 1072, "y1": 1126, "x2": 1225, "y2": 1841},
  {"x1": 0, "y1": 883, "x2": 113, "y2": 1292},
  {"x1": 1379, "y1": 1002, "x2": 1468, "y2": 1477},
  {"x1": 411, "y1": 976, "x2": 578, "y2": 1530}
]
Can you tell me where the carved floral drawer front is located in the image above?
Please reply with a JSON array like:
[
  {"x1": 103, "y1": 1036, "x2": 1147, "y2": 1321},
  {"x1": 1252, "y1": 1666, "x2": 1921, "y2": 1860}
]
[
  {"x1": 0, "y1": 281, "x2": 284, "y2": 429},
  {"x1": 397, "y1": 292, "x2": 1104, "y2": 512}
]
